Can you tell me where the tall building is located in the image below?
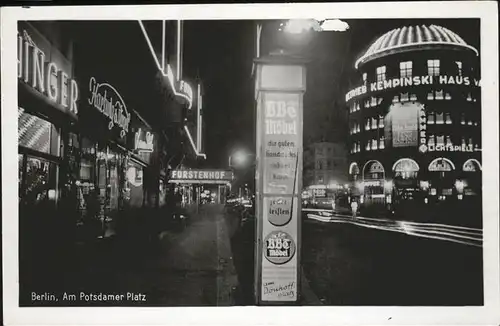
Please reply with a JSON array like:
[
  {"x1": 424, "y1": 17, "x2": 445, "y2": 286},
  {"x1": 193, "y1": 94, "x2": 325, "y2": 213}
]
[
  {"x1": 345, "y1": 24, "x2": 481, "y2": 213},
  {"x1": 303, "y1": 142, "x2": 348, "y2": 187}
]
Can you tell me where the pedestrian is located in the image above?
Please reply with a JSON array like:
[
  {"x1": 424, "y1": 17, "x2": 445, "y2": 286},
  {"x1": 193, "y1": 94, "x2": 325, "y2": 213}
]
[{"x1": 351, "y1": 199, "x2": 358, "y2": 219}]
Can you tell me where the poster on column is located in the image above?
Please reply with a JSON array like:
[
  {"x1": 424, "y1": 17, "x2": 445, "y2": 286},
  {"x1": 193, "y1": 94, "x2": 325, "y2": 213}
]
[{"x1": 261, "y1": 92, "x2": 302, "y2": 302}]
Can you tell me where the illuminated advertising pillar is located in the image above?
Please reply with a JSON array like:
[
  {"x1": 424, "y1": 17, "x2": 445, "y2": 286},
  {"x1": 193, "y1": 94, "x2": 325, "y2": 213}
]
[{"x1": 254, "y1": 52, "x2": 306, "y2": 304}]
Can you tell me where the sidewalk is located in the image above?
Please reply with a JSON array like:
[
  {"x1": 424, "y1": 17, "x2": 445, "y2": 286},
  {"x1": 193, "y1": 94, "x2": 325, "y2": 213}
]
[{"x1": 21, "y1": 204, "x2": 239, "y2": 306}]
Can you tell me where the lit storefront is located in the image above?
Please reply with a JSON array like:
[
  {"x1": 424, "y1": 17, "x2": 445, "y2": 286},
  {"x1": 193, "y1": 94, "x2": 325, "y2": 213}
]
[
  {"x1": 345, "y1": 24, "x2": 481, "y2": 217},
  {"x1": 18, "y1": 22, "x2": 171, "y2": 243}
]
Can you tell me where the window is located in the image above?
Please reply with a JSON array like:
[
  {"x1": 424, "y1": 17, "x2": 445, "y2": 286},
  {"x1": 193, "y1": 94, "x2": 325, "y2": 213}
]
[
  {"x1": 445, "y1": 92, "x2": 451, "y2": 100},
  {"x1": 427, "y1": 91, "x2": 434, "y2": 100},
  {"x1": 436, "y1": 112, "x2": 444, "y2": 124},
  {"x1": 466, "y1": 93, "x2": 473, "y2": 101},
  {"x1": 378, "y1": 115, "x2": 384, "y2": 128},
  {"x1": 400, "y1": 61, "x2": 413, "y2": 78},
  {"x1": 446, "y1": 136, "x2": 452, "y2": 147},
  {"x1": 400, "y1": 93, "x2": 409, "y2": 102},
  {"x1": 427, "y1": 59, "x2": 440, "y2": 76},
  {"x1": 436, "y1": 135, "x2": 445, "y2": 146},
  {"x1": 379, "y1": 137, "x2": 385, "y2": 149},
  {"x1": 362, "y1": 73, "x2": 367, "y2": 82},
  {"x1": 410, "y1": 94, "x2": 417, "y2": 101},
  {"x1": 356, "y1": 124, "x2": 361, "y2": 133},
  {"x1": 461, "y1": 113, "x2": 466, "y2": 125},
  {"x1": 428, "y1": 134, "x2": 435, "y2": 147},
  {"x1": 435, "y1": 90, "x2": 444, "y2": 100},
  {"x1": 456, "y1": 61, "x2": 462, "y2": 76},
  {"x1": 376, "y1": 66, "x2": 386, "y2": 82},
  {"x1": 372, "y1": 139, "x2": 378, "y2": 150},
  {"x1": 371, "y1": 117, "x2": 377, "y2": 129},
  {"x1": 371, "y1": 97, "x2": 377, "y2": 107},
  {"x1": 445, "y1": 113, "x2": 452, "y2": 124},
  {"x1": 427, "y1": 112, "x2": 435, "y2": 124},
  {"x1": 366, "y1": 141, "x2": 371, "y2": 151},
  {"x1": 365, "y1": 119, "x2": 371, "y2": 131},
  {"x1": 364, "y1": 99, "x2": 370, "y2": 108}
]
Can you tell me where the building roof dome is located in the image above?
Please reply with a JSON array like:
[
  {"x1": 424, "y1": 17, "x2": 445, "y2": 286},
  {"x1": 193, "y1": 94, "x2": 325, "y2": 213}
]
[{"x1": 355, "y1": 24, "x2": 478, "y2": 69}]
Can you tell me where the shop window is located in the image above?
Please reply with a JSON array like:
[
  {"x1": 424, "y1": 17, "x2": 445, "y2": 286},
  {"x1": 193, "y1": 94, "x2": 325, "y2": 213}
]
[
  {"x1": 427, "y1": 59, "x2": 440, "y2": 76},
  {"x1": 18, "y1": 109, "x2": 60, "y2": 156},
  {"x1": 456, "y1": 61, "x2": 463, "y2": 76},
  {"x1": 400, "y1": 61, "x2": 413, "y2": 78},
  {"x1": 21, "y1": 156, "x2": 58, "y2": 209},
  {"x1": 126, "y1": 160, "x2": 144, "y2": 208},
  {"x1": 376, "y1": 66, "x2": 386, "y2": 82},
  {"x1": 445, "y1": 113, "x2": 452, "y2": 124}
]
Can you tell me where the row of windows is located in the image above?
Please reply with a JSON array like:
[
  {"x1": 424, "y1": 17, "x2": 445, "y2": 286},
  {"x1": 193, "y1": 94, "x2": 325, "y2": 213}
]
[
  {"x1": 316, "y1": 159, "x2": 342, "y2": 170},
  {"x1": 366, "y1": 59, "x2": 465, "y2": 82},
  {"x1": 349, "y1": 92, "x2": 477, "y2": 113},
  {"x1": 351, "y1": 136, "x2": 480, "y2": 154},
  {"x1": 315, "y1": 147, "x2": 341, "y2": 156}
]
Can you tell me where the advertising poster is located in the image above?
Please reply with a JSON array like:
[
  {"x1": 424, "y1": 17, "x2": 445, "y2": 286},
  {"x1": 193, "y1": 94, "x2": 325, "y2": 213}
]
[
  {"x1": 260, "y1": 92, "x2": 302, "y2": 302},
  {"x1": 389, "y1": 102, "x2": 420, "y2": 148}
]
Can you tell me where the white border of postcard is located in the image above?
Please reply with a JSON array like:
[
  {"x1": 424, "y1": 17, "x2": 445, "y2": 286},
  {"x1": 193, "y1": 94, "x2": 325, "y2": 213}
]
[{"x1": 2, "y1": 2, "x2": 499, "y2": 325}]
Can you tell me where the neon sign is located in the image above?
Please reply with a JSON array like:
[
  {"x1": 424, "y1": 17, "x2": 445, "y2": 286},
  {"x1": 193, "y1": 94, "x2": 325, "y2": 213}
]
[
  {"x1": 134, "y1": 128, "x2": 154, "y2": 152},
  {"x1": 18, "y1": 30, "x2": 79, "y2": 114},
  {"x1": 345, "y1": 75, "x2": 481, "y2": 102},
  {"x1": 180, "y1": 80, "x2": 193, "y2": 105},
  {"x1": 88, "y1": 77, "x2": 131, "y2": 138}
]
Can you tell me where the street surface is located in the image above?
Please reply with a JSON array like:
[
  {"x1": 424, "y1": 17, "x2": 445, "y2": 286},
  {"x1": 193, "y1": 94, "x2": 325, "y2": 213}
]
[
  {"x1": 20, "y1": 204, "x2": 483, "y2": 307},
  {"x1": 21, "y1": 204, "x2": 239, "y2": 306},
  {"x1": 302, "y1": 210, "x2": 483, "y2": 305}
]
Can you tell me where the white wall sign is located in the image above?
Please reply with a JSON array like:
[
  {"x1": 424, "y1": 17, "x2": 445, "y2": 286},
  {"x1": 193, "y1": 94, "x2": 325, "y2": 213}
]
[
  {"x1": 18, "y1": 30, "x2": 79, "y2": 114},
  {"x1": 88, "y1": 77, "x2": 131, "y2": 138}
]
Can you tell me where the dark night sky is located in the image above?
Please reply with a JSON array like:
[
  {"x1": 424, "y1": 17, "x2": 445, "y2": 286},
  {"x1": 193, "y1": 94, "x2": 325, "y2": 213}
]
[{"x1": 182, "y1": 18, "x2": 480, "y2": 169}]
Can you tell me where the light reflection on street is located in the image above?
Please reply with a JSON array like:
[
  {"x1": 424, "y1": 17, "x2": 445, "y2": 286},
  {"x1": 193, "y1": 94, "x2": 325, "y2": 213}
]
[{"x1": 303, "y1": 208, "x2": 482, "y2": 248}]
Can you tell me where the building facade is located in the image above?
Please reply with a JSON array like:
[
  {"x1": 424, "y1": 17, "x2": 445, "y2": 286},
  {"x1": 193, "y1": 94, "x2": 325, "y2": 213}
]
[
  {"x1": 345, "y1": 24, "x2": 481, "y2": 220},
  {"x1": 17, "y1": 20, "x2": 204, "y2": 249},
  {"x1": 303, "y1": 142, "x2": 348, "y2": 187}
]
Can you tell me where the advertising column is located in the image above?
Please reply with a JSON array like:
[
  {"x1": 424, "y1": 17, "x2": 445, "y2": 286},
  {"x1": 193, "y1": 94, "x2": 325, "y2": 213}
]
[{"x1": 254, "y1": 53, "x2": 306, "y2": 304}]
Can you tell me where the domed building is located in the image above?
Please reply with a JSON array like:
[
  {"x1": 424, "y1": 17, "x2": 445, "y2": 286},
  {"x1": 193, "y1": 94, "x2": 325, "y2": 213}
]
[{"x1": 345, "y1": 24, "x2": 481, "y2": 221}]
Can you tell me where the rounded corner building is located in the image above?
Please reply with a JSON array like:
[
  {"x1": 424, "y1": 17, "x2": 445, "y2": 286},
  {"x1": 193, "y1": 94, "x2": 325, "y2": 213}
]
[{"x1": 345, "y1": 24, "x2": 482, "y2": 221}]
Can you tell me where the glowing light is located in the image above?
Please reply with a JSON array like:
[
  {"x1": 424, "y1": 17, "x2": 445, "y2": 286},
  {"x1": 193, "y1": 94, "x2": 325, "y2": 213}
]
[
  {"x1": 355, "y1": 24, "x2": 479, "y2": 69},
  {"x1": 320, "y1": 19, "x2": 350, "y2": 32}
]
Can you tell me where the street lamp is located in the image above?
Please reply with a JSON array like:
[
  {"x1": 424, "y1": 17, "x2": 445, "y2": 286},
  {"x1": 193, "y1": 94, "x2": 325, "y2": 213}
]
[{"x1": 228, "y1": 149, "x2": 254, "y2": 168}]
